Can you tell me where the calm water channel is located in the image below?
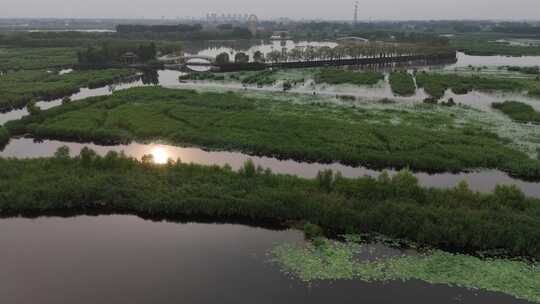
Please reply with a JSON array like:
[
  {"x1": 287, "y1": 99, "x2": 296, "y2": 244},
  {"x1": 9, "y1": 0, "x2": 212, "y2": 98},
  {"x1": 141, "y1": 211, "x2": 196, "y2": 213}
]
[
  {"x1": 2, "y1": 137, "x2": 540, "y2": 198},
  {"x1": 0, "y1": 215, "x2": 532, "y2": 304}
]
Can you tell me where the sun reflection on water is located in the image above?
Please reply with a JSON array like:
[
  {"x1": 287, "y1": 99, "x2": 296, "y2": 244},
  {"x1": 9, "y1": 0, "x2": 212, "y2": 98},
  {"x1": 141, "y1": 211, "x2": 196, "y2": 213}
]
[{"x1": 151, "y1": 146, "x2": 169, "y2": 164}]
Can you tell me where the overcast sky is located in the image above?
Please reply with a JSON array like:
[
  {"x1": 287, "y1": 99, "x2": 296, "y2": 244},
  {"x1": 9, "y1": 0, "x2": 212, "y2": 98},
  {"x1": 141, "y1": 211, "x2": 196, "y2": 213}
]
[{"x1": 2, "y1": 0, "x2": 540, "y2": 20}]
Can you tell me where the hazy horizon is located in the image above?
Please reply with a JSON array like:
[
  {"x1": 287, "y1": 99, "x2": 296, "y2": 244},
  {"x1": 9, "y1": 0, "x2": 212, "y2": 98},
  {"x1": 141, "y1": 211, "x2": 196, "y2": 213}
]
[{"x1": 1, "y1": 0, "x2": 540, "y2": 21}]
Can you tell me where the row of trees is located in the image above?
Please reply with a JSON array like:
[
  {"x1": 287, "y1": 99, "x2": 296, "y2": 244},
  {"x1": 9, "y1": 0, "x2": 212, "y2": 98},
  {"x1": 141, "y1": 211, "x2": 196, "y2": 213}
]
[
  {"x1": 116, "y1": 24, "x2": 203, "y2": 33},
  {"x1": 215, "y1": 43, "x2": 453, "y2": 65}
]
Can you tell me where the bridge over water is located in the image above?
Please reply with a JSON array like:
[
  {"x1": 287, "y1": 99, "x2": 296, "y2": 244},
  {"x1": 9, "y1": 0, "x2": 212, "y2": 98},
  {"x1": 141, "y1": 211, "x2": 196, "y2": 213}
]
[
  {"x1": 163, "y1": 52, "x2": 458, "y2": 73},
  {"x1": 183, "y1": 55, "x2": 216, "y2": 64}
]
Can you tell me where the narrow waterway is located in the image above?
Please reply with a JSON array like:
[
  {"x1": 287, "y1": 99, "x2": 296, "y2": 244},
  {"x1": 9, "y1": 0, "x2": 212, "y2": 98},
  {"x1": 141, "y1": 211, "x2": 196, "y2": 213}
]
[{"x1": 2, "y1": 138, "x2": 539, "y2": 198}]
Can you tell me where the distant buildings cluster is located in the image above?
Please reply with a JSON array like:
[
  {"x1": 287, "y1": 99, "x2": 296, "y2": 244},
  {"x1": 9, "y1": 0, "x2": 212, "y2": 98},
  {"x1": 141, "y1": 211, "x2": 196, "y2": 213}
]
[{"x1": 206, "y1": 13, "x2": 253, "y2": 24}]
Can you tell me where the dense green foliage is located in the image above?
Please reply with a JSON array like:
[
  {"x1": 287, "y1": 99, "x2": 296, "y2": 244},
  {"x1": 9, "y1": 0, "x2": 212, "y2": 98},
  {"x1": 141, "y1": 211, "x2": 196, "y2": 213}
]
[
  {"x1": 0, "y1": 69, "x2": 137, "y2": 111},
  {"x1": 450, "y1": 37, "x2": 540, "y2": 56},
  {"x1": 416, "y1": 72, "x2": 527, "y2": 99},
  {"x1": 0, "y1": 126, "x2": 8, "y2": 147},
  {"x1": 493, "y1": 101, "x2": 540, "y2": 124},
  {"x1": 315, "y1": 69, "x2": 384, "y2": 86},
  {"x1": 507, "y1": 66, "x2": 540, "y2": 75},
  {"x1": 0, "y1": 31, "x2": 257, "y2": 49},
  {"x1": 215, "y1": 52, "x2": 231, "y2": 65},
  {"x1": 6, "y1": 87, "x2": 540, "y2": 179},
  {"x1": 0, "y1": 47, "x2": 78, "y2": 70},
  {"x1": 529, "y1": 87, "x2": 540, "y2": 98},
  {"x1": 272, "y1": 239, "x2": 540, "y2": 303},
  {"x1": 77, "y1": 42, "x2": 157, "y2": 65},
  {"x1": 389, "y1": 72, "x2": 416, "y2": 96},
  {"x1": 1, "y1": 153, "x2": 539, "y2": 259},
  {"x1": 241, "y1": 70, "x2": 277, "y2": 86},
  {"x1": 116, "y1": 24, "x2": 203, "y2": 33}
]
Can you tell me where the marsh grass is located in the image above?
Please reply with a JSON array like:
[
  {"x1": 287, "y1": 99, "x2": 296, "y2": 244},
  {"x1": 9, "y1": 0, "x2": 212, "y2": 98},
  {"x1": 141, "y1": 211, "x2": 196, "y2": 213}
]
[
  {"x1": 389, "y1": 72, "x2": 416, "y2": 96},
  {"x1": 6, "y1": 86, "x2": 540, "y2": 179},
  {"x1": 416, "y1": 72, "x2": 529, "y2": 99},
  {"x1": 0, "y1": 47, "x2": 78, "y2": 70},
  {"x1": 272, "y1": 238, "x2": 540, "y2": 303},
  {"x1": 314, "y1": 69, "x2": 384, "y2": 86},
  {"x1": 0, "y1": 68, "x2": 138, "y2": 111},
  {"x1": 492, "y1": 101, "x2": 540, "y2": 124}
]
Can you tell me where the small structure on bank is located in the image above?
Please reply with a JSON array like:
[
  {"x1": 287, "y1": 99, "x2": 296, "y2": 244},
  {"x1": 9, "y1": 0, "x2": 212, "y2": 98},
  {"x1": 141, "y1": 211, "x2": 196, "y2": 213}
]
[
  {"x1": 271, "y1": 31, "x2": 290, "y2": 40},
  {"x1": 120, "y1": 52, "x2": 138, "y2": 64}
]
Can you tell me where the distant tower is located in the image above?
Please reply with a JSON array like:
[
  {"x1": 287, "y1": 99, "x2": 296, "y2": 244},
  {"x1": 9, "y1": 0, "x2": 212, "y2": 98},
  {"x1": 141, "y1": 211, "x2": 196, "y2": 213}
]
[
  {"x1": 247, "y1": 14, "x2": 258, "y2": 37},
  {"x1": 354, "y1": 1, "x2": 359, "y2": 25}
]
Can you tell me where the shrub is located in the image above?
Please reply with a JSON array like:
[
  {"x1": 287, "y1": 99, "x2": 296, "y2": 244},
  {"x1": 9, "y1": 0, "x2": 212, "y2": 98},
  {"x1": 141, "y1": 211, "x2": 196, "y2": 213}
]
[
  {"x1": 283, "y1": 81, "x2": 292, "y2": 91},
  {"x1": 79, "y1": 146, "x2": 97, "y2": 167},
  {"x1": 494, "y1": 184, "x2": 527, "y2": 210},
  {"x1": 27, "y1": 102, "x2": 42, "y2": 116},
  {"x1": 303, "y1": 223, "x2": 324, "y2": 240},
  {"x1": 316, "y1": 169, "x2": 335, "y2": 192},
  {"x1": 54, "y1": 146, "x2": 70, "y2": 160},
  {"x1": 389, "y1": 72, "x2": 416, "y2": 96},
  {"x1": 492, "y1": 101, "x2": 540, "y2": 123},
  {"x1": 239, "y1": 159, "x2": 257, "y2": 177}
]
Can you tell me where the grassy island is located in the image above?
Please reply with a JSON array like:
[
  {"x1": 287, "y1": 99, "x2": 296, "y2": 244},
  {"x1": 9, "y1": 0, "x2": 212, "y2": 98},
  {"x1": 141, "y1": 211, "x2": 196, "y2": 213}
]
[
  {"x1": 314, "y1": 69, "x2": 384, "y2": 86},
  {"x1": 6, "y1": 86, "x2": 540, "y2": 179},
  {"x1": 493, "y1": 101, "x2": 540, "y2": 124},
  {"x1": 389, "y1": 72, "x2": 416, "y2": 96},
  {"x1": 0, "y1": 69, "x2": 138, "y2": 111}
]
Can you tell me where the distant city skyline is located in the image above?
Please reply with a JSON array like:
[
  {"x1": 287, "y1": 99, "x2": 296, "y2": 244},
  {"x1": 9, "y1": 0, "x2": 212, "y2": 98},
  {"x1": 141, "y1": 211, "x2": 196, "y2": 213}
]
[{"x1": 1, "y1": 0, "x2": 540, "y2": 21}]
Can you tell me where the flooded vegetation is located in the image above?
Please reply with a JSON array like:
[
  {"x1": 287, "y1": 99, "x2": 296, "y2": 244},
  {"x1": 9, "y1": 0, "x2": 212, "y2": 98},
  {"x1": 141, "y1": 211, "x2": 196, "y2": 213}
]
[
  {"x1": 272, "y1": 237, "x2": 540, "y2": 303},
  {"x1": 0, "y1": 68, "x2": 139, "y2": 111},
  {"x1": 493, "y1": 101, "x2": 540, "y2": 123},
  {"x1": 5, "y1": 86, "x2": 540, "y2": 180},
  {"x1": 389, "y1": 71, "x2": 416, "y2": 96}
]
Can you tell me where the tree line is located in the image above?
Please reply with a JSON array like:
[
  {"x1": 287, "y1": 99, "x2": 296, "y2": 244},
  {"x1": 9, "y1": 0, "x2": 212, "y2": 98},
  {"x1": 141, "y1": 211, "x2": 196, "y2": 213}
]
[
  {"x1": 215, "y1": 43, "x2": 454, "y2": 65},
  {"x1": 77, "y1": 42, "x2": 157, "y2": 65},
  {"x1": 116, "y1": 24, "x2": 203, "y2": 33}
]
